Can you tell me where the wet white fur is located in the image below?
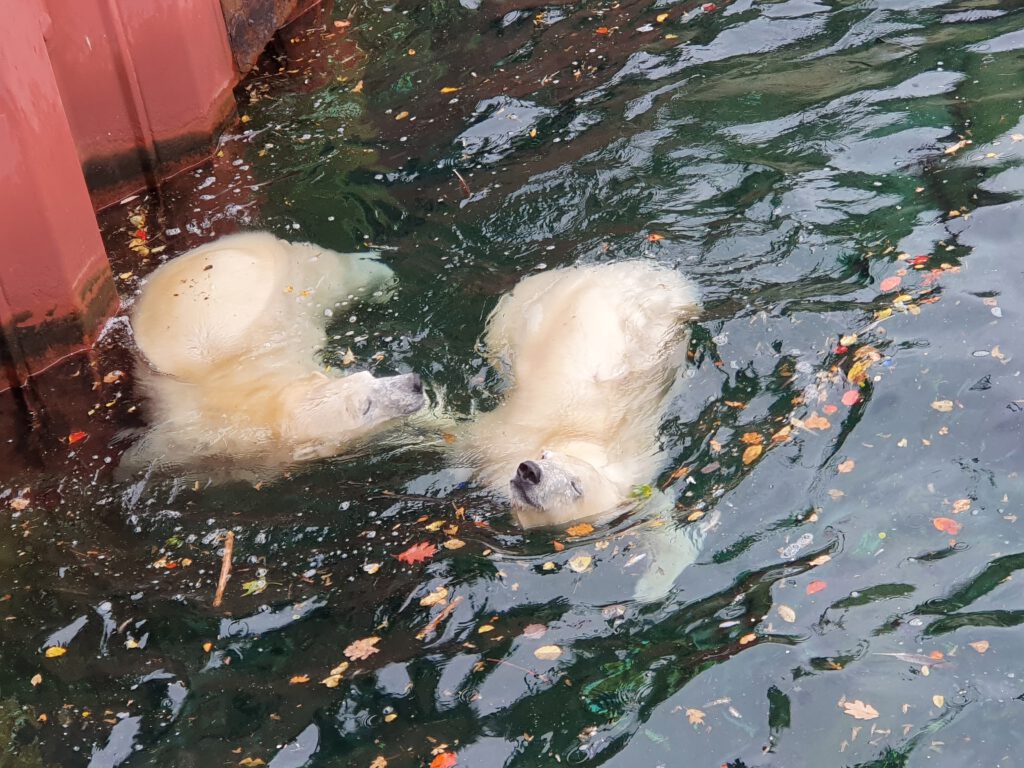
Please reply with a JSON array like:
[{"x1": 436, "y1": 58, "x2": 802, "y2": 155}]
[
  {"x1": 122, "y1": 232, "x2": 422, "y2": 474},
  {"x1": 459, "y1": 260, "x2": 701, "y2": 528}
]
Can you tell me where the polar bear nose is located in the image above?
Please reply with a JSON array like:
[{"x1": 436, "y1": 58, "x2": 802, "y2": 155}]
[
  {"x1": 410, "y1": 374, "x2": 423, "y2": 394},
  {"x1": 517, "y1": 460, "x2": 542, "y2": 485}
]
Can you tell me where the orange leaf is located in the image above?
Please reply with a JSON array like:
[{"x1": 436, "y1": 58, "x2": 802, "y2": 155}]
[
  {"x1": 553, "y1": 540, "x2": 565, "y2": 552},
  {"x1": 647, "y1": 233, "x2": 665, "y2": 242},
  {"x1": 837, "y1": 459, "x2": 855, "y2": 474},
  {"x1": 67, "y1": 431, "x2": 88, "y2": 445},
  {"x1": 397, "y1": 541, "x2": 437, "y2": 565},
  {"x1": 566, "y1": 523, "x2": 594, "y2": 537},
  {"x1": 806, "y1": 580, "x2": 827, "y2": 595},
  {"x1": 823, "y1": 404, "x2": 838, "y2": 415},
  {"x1": 742, "y1": 445, "x2": 762, "y2": 465},
  {"x1": 739, "y1": 633, "x2": 756, "y2": 645},
  {"x1": 289, "y1": 675, "x2": 310, "y2": 685},
  {"x1": 430, "y1": 753, "x2": 457, "y2": 768},
  {"x1": 804, "y1": 414, "x2": 831, "y2": 430},
  {"x1": 740, "y1": 432, "x2": 763, "y2": 445},
  {"x1": 596, "y1": 26, "x2": 610, "y2": 34},
  {"x1": 932, "y1": 517, "x2": 961, "y2": 535}
]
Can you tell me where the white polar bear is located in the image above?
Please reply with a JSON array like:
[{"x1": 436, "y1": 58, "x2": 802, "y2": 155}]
[
  {"x1": 122, "y1": 232, "x2": 425, "y2": 474},
  {"x1": 459, "y1": 260, "x2": 701, "y2": 528}
]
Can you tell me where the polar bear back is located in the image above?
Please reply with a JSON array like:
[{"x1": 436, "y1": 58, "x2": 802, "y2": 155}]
[
  {"x1": 132, "y1": 232, "x2": 393, "y2": 379},
  {"x1": 485, "y1": 260, "x2": 700, "y2": 389}
]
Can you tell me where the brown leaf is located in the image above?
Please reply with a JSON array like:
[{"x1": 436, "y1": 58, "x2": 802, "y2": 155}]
[
  {"x1": 841, "y1": 699, "x2": 879, "y2": 720},
  {"x1": 804, "y1": 414, "x2": 831, "y2": 431},
  {"x1": 566, "y1": 523, "x2": 595, "y2": 537},
  {"x1": 686, "y1": 707, "x2": 706, "y2": 725},
  {"x1": 344, "y1": 636, "x2": 381, "y2": 661},
  {"x1": 837, "y1": 459, "x2": 855, "y2": 474},
  {"x1": 969, "y1": 640, "x2": 989, "y2": 654},
  {"x1": 740, "y1": 432, "x2": 763, "y2": 445}
]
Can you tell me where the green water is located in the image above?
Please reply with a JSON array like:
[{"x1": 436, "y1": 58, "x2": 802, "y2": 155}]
[{"x1": 6, "y1": 1, "x2": 1024, "y2": 766}]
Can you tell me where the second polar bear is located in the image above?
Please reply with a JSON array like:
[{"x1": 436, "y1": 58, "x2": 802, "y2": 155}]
[
  {"x1": 459, "y1": 260, "x2": 701, "y2": 528},
  {"x1": 123, "y1": 232, "x2": 425, "y2": 474}
]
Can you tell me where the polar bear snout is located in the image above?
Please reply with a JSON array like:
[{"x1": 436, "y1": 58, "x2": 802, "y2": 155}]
[
  {"x1": 410, "y1": 374, "x2": 424, "y2": 395},
  {"x1": 370, "y1": 372, "x2": 428, "y2": 417},
  {"x1": 516, "y1": 460, "x2": 543, "y2": 485}
]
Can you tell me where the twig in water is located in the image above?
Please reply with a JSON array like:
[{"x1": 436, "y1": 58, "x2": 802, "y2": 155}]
[
  {"x1": 453, "y1": 169, "x2": 472, "y2": 198},
  {"x1": 417, "y1": 595, "x2": 464, "y2": 640},
  {"x1": 213, "y1": 531, "x2": 235, "y2": 608}
]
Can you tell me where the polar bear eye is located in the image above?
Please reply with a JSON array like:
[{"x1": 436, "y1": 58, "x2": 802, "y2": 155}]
[
  {"x1": 570, "y1": 479, "x2": 583, "y2": 497},
  {"x1": 541, "y1": 450, "x2": 553, "y2": 460},
  {"x1": 362, "y1": 399, "x2": 373, "y2": 416}
]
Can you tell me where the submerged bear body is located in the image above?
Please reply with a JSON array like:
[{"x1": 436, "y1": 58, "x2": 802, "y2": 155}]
[
  {"x1": 460, "y1": 260, "x2": 701, "y2": 527},
  {"x1": 123, "y1": 232, "x2": 424, "y2": 475}
]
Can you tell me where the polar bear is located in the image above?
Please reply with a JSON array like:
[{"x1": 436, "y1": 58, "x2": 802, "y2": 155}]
[
  {"x1": 458, "y1": 260, "x2": 701, "y2": 528},
  {"x1": 122, "y1": 232, "x2": 425, "y2": 474}
]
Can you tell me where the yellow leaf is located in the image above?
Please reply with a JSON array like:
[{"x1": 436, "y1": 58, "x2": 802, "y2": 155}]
[
  {"x1": 395, "y1": 111, "x2": 409, "y2": 121},
  {"x1": 665, "y1": 33, "x2": 678, "y2": 39},
  {"x1": 739, "y1": 633, "x2": 757, "y2": 645},
  {"x1": 443, "y1": 538, "x2": 465, "y2": 550},
  {"x1": 420, "y1": 586, "x2": 449, "y2": 607},
  {"x1": 742, "y1": 445, "x2": 763, "y2": 465},
  {"x1": 778, "y1": 605, "x2": 796, "y2": 623},
  {"x1": 809, "y1": 554, "x2": 831, "y2": 566},
  {"x1": 322, "y1": 674, "x2": 343, "y2": 688},
  {"x1": 289, "y1": 675, "x2": 310, "y2": 685},
  {"x1": 425, "y1": 520, "x2": 446, "y2": 531},
  {"x1": 370, "y1": 757, "x2": 389, "y2": 768},
  {"x1": 440, "y1": 86, "x2": 460, "y2": 94},
  {"x1": 239, "y1": 759, "x2": 266, "y2": 767},
  {"x1": 931, "y1": 400, "x2": 954, "y2": 413},
  {"x1": 841, "y1": 699, "x2": 879, "y2": 720},
  {"x1": 384, "y1": 712, "x2": 398, "y2": 722},
  {"x1": 329, "y1": 661, "x2": 350, "y2": 676},
  {"x1": 529, "y1": 128, "x2": 537, "y2": 139},
  {"x1": 656, "y1": 12, "x2": 669, "y2": 22},
  {"x1": 875, "y1": 308, "x2": 893, "y2": 320},
  {"x1": 542, "y1": 561, "x2": 557, "y2": 571},
  {"x1": 969, "y1": 640, "x2": 989, "y2": 654},
  {"x1": 840, "y1": 334, "x2": 858, "y2": 345},
  {"x1": 686, "y1": 509, "x2": 705, "y2": 522},
  {"x1": 568, "y1": 555, "x2": 592, "y2": 573},
  {"x1": 566, "y1": 523, "x2": 594, "y2": 537},
  {"x1": 534, "y1": 645, "x2": 562, "y2": 660},
  {"x1": 932, "y1": 694, "x2": 945, "y2": 708},
  {"x1": 686, "y1": 707, "x2": 705, "y2": 725},
  {"x1": 837, "y1": 459, "x2": 855, "y2": 474},
  {"x1": 44, "y1": 647, "x2": 66, "y2": 658},
  {"x1": 478, "y1": 624, "x2": 495, "y2": 634},
  {"x1": 352, "y1": 80, "x2": 364, "y2": 93}
]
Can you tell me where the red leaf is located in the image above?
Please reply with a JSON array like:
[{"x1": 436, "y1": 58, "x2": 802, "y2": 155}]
[
  {"x1": 806, "y1": 580, "x2": 827, "y2": 595},
  {"x1": 430, "y1": 753, "x2": 457, "y2": 768},
  {"x1": 879, "y1": 275, "x2": 902, "y2": 292},
  {"x1": 596, "y1": 26, "x2": 610, "y2": 34},
  {"x1": 67, "y1": 431, "x2": 88, "y2": 445},
  {"x1": 834, "y1": 345, "x2": 848, "y2": 355},
  {"x1": 134, "y1": 229, "x2": 147, "y2": 241},
  {"x1": 823, "y1": 404, "x2": 838, "y2": 415},
  {"x1": 841, "y1": 390, "x2": 861, "y2": 406},
  {"x1": 932, "y1": 517, "x2": 962, "y2": 535},
  {"x1": 702, "y1": 2, "x2": 718, "y2": 10},
  {"x1": 397, "y1": 541, "x2": 438, "y2": 565},
  {"x1": 911, "y1": 255, "x2": 929, "y2": 266}
]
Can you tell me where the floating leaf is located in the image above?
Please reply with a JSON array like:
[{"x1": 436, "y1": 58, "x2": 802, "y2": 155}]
[
  {"x1": 30, "y1": 673, "x2": 42, "y2": 687},
  {"x1": 370, "y1": 757, "x2": 388, "y2": 768},
  {"x1": 880, "y1": 276, "x2": 902, "y2": 292},
  {"x1": 566, "y1": 523, "x2": 594, "y2": 537},
  {"x1": 969, "y1": 640, "x2": 989, "y2": 654},
  {"x1": 241, "y1": 578, "x2": 267, "y2": 596},
  {"x1": 837, "y1": 459, "x2": 855, "y2": 474},
  {"x1": 841, "y1": 390, "x2": 861, "y2": 406},
  {"x1": 542, "y1": 561, "x2": 557, "y2": 571},
  {"x1": 656, "y1": 12, "x2": 669, "y2": 21},
  {"x1": 686, "y1": 707, "x2": 706, "y2": 725},
  {"x1": 522, "y1": 623, "x2": 547, "y2": 639},
  {"x1": 430, "y1": 753, "x2": 457, "y2": 768},
  {"x1": 932, "y1": 517, "x2": 961, "y2": 535},
  {"x1": 806, "y1": 580, "x2": 827, "y2": 595},
  {"x1": 67, "y1": 431, "x2": 88, "y2": 445},
  {"x1": 804, "y1": 414, "x2": 831, "y2": 431},
  {"x1": 778, "y1": 605, "x2": 796, "y2": 623},
  {"x1": 478, "y1": 624, "x2": 495, "y2": 634},
  {"x1": 596, "y1": 26, "x2": 610, "y2": 34},
  {"x1": 740, "y1": 432, "x2": 763, "y2": 445},
  {"x1": 932, "y1": 694, "x2": 945, "y2": 708},
  {"x1": 568, "y1": 555, "x2": 593, "y2": 573},
  {"x1": 394, "y1": 111, "x2": 409, "y2": 121},
  {"x1": 363, "y1": 562, "x2": 381, "y2": 574},
  {"x1": 809, "y1": 554, "x2": 832, "y2": 566},
  {"x1": 420, "y1": 586, "x2": 449, "y2": 607},
  {"x1": 841, "y1": 699, "x2": 879, "y2": 720},
  {"x1": 931, "y1": 400, "x2": 954, "y2": 413},
  {"x1": 44, "y1": 647, "x2": 67, "y2": 658},
  {"x1": 439, "y1": 86, "x2": 460, "y2": 94},
  {"x1": 739, "y1": 633, "x2": 757, "y2": 645},
  {"x1": 397, "y1": 542, "x2": 438, "y2": 565},
  {"x1": 289, "y1": 675, "x2": 310, "y2": 685},
  {"x1": 952, "y1": 499, "x2": 971, "y2": 514},
  {"x1": 742, "y1": 445, "x2": 763, "y2": 465},
  {"x1": 344, "y1": 636, "x2": 381, "y2": 661},
  {"x1": 534, "y1": 645, "x2": 562, "y2": 660},
  {"x1": 443, "y1": 538, "x2": 465, "y2": 550}
]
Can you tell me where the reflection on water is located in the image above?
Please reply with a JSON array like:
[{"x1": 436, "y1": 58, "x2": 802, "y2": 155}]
[{"x1": 4, "y1": 0, "x2": 1024, "y2": 766}]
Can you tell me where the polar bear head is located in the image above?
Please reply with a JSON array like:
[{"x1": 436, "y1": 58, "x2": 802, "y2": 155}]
[
  {"x1": 284, "y1": 370, "x2": 426, "y2": 459},
  {"x1": 507, "y1": 448, "x2": 624, "y2": 527}
]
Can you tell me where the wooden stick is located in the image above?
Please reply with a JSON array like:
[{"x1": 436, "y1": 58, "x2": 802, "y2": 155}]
[
  {"x1": 212, "y1": 531, "x2": 235, "y2": 608},
  {"x1": 416, "y1": 595, "x2": 463, "y2": 640}
]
